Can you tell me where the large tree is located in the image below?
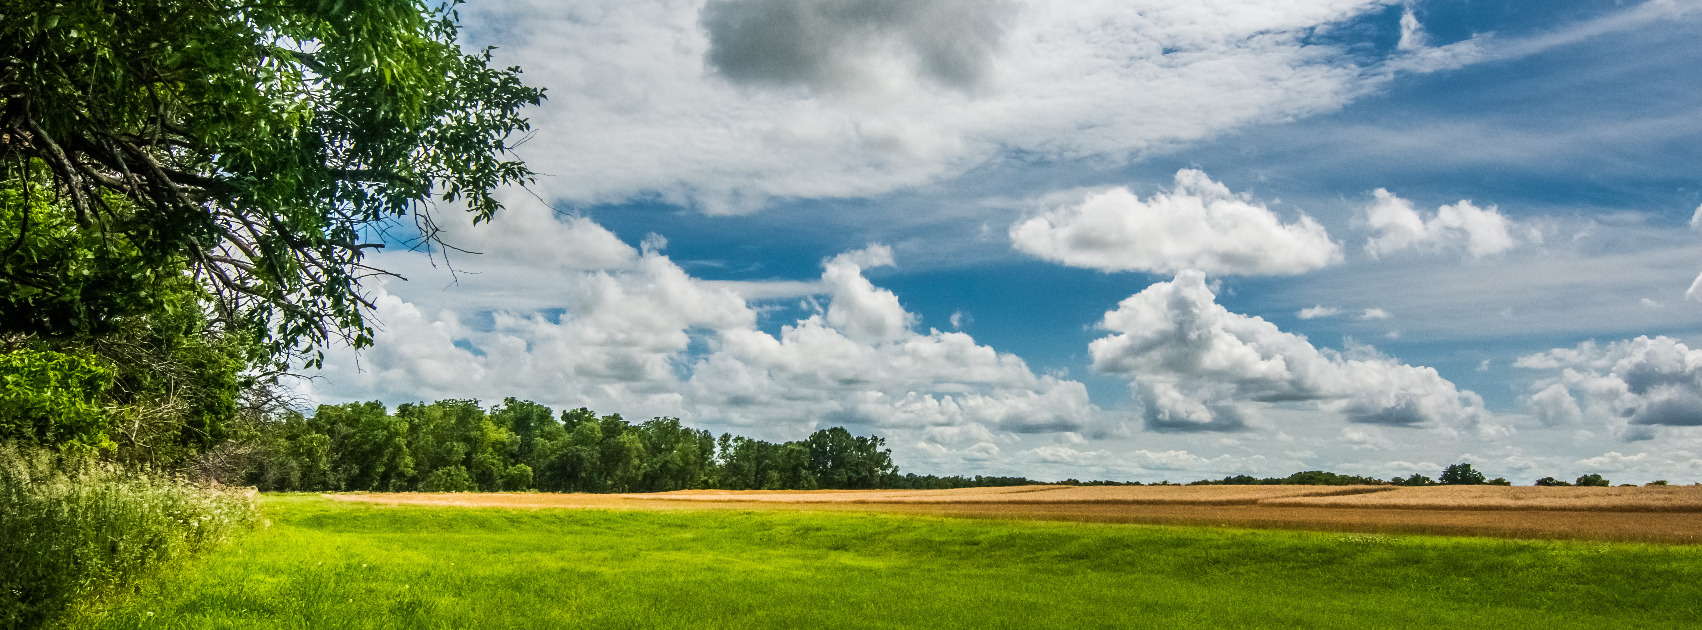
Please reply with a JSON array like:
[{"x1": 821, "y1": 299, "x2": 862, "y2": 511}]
[{"x1": 1, "y1": 0, "x2": 543, "y2": 364}]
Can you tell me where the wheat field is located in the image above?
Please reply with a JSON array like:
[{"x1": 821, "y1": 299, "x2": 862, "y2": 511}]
[{"x1": 333, "y1": 484, "x2": 1702, "y2": 543}]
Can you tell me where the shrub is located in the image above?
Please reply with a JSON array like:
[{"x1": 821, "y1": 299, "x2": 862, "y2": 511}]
[
  {"x1": 0, "y1": 444, "x2": 258, "y2": 629},
  {"x1": 1647, "y1": 480, "x2": 1669, "y2": 486},
  {"x1": 1486, "y1": 477, "x2": 1512, "y2": 486},
  {"x1": 1534, "y1": 477, "x2": 1571, "y2": 486}
]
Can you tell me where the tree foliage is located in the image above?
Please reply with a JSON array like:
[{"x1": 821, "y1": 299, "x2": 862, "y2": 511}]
[
  {"x1": 1, "y1": 0, "x2": 543, "y2": 363},
  {"x1": 1574, "y1": 473, "x2": 1610, "y2": 487},
  {"x1": 240, "y1": 399, "x2": 898, "y2": 493},
  {"x1": 1440, "y1": 463, "x2": 1486, "y2": 485}
]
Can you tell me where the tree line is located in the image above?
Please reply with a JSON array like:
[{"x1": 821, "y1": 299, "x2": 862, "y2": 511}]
[
  {"x1": 240, "y1": 399, "x2": 901, "y2": 493},
  {"x1": 1190, "y1": 464, "x2": 1659, "y2": 487}
]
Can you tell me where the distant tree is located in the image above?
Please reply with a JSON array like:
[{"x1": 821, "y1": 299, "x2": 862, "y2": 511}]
[
  {"x1": 1575, "y1": 473, "x2": 1611, "y2": 487},
  {"x1": 1440, "y1": 463, "x2": 1486, "y2": 485},
  {"x1": 1392, "y1": 474, "x2": 1436, "y2": 486},
  {"x1": 1647, "y1": 480, "x2": 1669, "y2": 486},
  {"x1": 1486, "y1": 477, "x2": 1512, "y2": 486},
  {"x1": 805, "y1": 427, "x2": 897, "y2": 490},
  {"x1": 1533, "y1": 476, "x2": 1571, "y2": 487}
]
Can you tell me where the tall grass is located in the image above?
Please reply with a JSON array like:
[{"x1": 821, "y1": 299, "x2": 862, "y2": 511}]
[{"x1": 0, "y1": 444, "x2": 258, "y2": 630}]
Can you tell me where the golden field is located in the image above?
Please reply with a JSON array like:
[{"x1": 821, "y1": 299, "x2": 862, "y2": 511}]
[{"x1": 334, "y1": 484, "x2": 1702, "y2": 543}]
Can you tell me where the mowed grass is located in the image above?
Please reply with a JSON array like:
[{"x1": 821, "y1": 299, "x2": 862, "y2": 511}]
[{"x1": 70, "y1": 494, "x2": 1701, "y2": 630}]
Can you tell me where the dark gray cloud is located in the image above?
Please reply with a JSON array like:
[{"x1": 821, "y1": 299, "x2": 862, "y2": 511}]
[
  {"x1": 701, "y1": 0, "x2": 1016, "y2": 92},
  {"x1": 1629, "y1": 389, "x2": 1702, "y2": 427}
]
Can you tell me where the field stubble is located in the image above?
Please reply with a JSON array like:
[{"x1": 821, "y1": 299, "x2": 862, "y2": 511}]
[{"x1": 336, "y1": 484, "x2": 1702, "y2": 543}]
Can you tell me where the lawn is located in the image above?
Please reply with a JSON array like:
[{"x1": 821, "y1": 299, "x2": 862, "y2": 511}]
[{"x1": 68, "y1": 494, "x2": 1702, "y2": 629}]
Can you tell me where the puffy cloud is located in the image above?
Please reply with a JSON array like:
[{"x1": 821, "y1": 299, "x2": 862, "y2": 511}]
[
  {"x1": 1687, "y1": 272, "x2": 1702, "y2": 302},
  {"x1": 1010, "y1": 170, "x2": 1342, "y2": 275},
  {"x1": 1359, "y1": 308, "x2": 1392, "y2": 320},
  {"x1": 1528, "y1": 383, "x2": 1585, "y2": 427},
  {"x1": 1089, "y1": 270, "x2": 1492, "y2": 432},
  {"x1": 1516, "y1": 336, "x2": 1702, "y2": 436},
  {"x1": 821, "y1": 245, "x2": 913, "y2": 344},
  {"x1": 1690, "y1": 204, "x2": 1702, "y2": 231},
  {"x1": 306, "y1": 213, "x2": 1107, "y2": 468},
  {"x1": 444, "y1": 194, "x2": 640, "y2": 271},
  {"x1": 701, "y1": 0, "x2": 1017, "y2": 93},
  {"x1": 1362, "y1": 188, "x2": 1525, "y2": 259},
  {"x1": 459, "y1": 0, "x2": 1414, "y2": 211},
  {"x1": 313, "y1": 247, "x2": 756, "y2": 416}
]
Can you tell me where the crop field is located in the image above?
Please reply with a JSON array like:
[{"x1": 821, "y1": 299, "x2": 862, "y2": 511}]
[
  {"x1": 67, "y1": 494, "x2": 1702, "y2": 629},
  {"x1": 336, "y1": 484, "x2": 1702, "y2": 543}
]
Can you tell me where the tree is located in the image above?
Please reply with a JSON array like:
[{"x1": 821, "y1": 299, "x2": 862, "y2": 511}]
[
  {"x1": 1392, "y1": 474, "x2": 1436, "y2": 486},
  {"x1": 2, "y1": 0, "x2": 543, "y2": 364},
  {"x1": 1533, "y1": 476, "x2": 1571, "y2": 487},
  {"x1": 1575, "y1": 473, "x2": 1610, "y2": 487},
  {"x1": 1440, "y1": 463, "x2": 1486, "y2": 485}
]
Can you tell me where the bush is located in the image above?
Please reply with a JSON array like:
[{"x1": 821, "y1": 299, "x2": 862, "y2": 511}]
[
  {"x1": 0, "y1": 444, "x2": 257, "y2": 629},
  {"x1": 1575, "y1": 474, "x2": 1611, "y2": 487},
  {"x1": 0, "y1": 348, "x2": 114, "y2": 450},
  {"x1": 1533, "y1": 477, "x2": 1571, "y2": 487},
  {"x1": 421, "y1": 465, "x2": 474, "y2": 492},
  {"x1": 501, "y1": 464, "x2": 534, "y2": 492}
]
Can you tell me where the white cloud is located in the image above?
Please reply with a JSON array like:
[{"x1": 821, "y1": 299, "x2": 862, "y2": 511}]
[
  {"x1": 1359, "y1": 308, "x2": 1392, "y2": 320},
  {"x1": 1689, "y1": 203, "x2": 1702, "y2": 231},
  {"x1": 1089, "y1": 270, "x2": 1494, "y2": 432},
  {"x1": 459, "y1": 0, "x2": 1420, "y2": 212},
  {"x1": 1340, "y1": 426, "x2": 1392, "y2": 450},
  {"x1": 1517, "y1": 336, "x2": 1702, "y2": 437},
  {"x1": 1396, "y1": 5, "x2": 1427, "y2": 52},
  {"x1": 1010, "y1": 170, "x2": 1342, "y2": 276},
  {"x1": 1362, "y1": 188, "x2": 1525, "y2": 259},
  {"x1": 1688, "y1": 271, "x2": 1702, "y2": 302},
  {"x1": 445, "y1": 194, "x2": 640, "y2": 271},
  {"x1": 821, "y1": 245, "x2": 913, "y2": 344},
  {"x1": 1297, "y1": 305, "x2": 1341, "y2": 319},
  {"x1": 1575, "y1": 451, "x2": 1650, "y2": 472}
]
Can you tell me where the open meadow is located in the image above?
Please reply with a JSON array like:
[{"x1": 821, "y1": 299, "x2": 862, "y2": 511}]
[{"x1": 65, "y1": 490, "x2": 1702, "y2": 629}]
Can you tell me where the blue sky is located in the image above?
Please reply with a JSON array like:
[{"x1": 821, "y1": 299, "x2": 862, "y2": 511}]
[{"x1": 304, "y1": 0, "x2": 1702, "y2": 484}]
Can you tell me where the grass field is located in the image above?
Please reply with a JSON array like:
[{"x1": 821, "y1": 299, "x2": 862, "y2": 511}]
[{"x1": 67, "y1": 494, "x2": 1702, "y2": 629}]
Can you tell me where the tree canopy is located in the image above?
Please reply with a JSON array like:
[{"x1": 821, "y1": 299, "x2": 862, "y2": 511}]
[{"x1": 1, "y1": 0, "x2": 543, "y2": 364}]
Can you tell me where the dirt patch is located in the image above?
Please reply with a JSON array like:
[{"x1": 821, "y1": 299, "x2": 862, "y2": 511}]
[{"x1": 330, "y1": 485, "x2": 1702, "y2": 544}]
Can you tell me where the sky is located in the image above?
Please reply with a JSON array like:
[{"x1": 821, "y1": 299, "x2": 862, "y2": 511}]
[{"x1": 299, "y1": 0, "x2": 1702, "y2": 484}]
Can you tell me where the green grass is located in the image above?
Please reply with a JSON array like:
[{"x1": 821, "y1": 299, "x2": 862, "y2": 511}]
[{"x1": 68, "y1": 494, "x2": 1702, "y2": 629}]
